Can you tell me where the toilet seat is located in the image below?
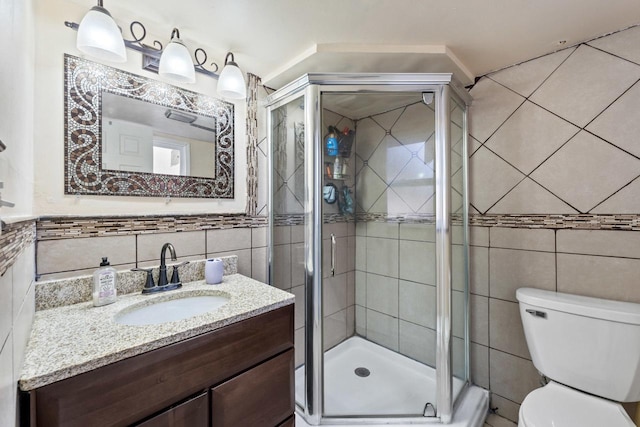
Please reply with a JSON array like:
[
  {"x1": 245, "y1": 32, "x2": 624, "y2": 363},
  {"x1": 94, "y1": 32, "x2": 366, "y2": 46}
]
[{"x1": 518, "y1": 381, "x2": 635, "y2": 427}]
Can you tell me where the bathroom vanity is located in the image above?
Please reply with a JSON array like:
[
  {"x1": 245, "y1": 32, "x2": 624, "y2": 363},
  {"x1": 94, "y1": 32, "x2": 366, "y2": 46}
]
[{"x1": 19, "y1": 274, "x2": 295, "y2": 427}]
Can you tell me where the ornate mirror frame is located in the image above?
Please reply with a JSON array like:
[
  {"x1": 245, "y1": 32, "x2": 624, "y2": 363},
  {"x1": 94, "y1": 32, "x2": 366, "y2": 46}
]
[{"x1": 64, "y1": 54, "x2": 234, "y2": 198}]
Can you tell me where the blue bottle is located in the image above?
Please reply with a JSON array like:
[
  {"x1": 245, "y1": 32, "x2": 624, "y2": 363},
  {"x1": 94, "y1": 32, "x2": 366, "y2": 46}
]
[{"x1": 325, "y1": 127, "x2": 338, "y2": 156}]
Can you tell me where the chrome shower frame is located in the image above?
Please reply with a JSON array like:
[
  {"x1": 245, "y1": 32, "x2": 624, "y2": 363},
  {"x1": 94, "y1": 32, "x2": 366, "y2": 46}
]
[{"x1": 266, "y1": 73, "x2": 472, "y2": 425}]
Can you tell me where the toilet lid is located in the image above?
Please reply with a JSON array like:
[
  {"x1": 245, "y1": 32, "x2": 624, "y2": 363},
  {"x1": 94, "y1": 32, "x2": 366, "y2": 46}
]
[{"x1": 520, "y1": 382, "x2": 635, "y2": 427}]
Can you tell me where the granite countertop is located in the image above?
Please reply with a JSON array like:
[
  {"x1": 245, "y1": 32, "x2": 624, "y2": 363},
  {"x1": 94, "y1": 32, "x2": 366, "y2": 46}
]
[{"x1": 19, "y1": 274, "x2": 294, "y2": 391}]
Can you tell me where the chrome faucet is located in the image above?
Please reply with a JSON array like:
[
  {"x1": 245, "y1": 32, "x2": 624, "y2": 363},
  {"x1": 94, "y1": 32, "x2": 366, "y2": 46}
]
[{"x1": 159, "y1": 243, "x2": 177, "y2": 287}]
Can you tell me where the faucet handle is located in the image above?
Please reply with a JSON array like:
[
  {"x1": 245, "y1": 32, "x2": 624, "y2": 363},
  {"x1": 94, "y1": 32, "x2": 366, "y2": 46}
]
[
  {"x1": 170, "y1": 261, "x2": 190, "y2": 286},
  {"x1": 131, "y1": 268, "x2": 157, "y2": 293}
]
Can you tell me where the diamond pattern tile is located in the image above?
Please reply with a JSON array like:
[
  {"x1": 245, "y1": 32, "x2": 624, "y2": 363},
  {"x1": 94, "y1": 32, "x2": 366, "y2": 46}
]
[
  {"x1": 531, "y1": 131, "x2": 640, "y2": 213},
  {"x1": 391, "y1": 103, "x2": 435, "y2": 146},
  {"x1": 591, "y1": 176, "x2": 640, "y2": 214},
  {"x1": 371, "y1": 187, "x2": 413, "y2": 215},
  {"x1": 368, "y1": 135, "x2": 412, "y2": 184},
  {"x1": 489, "y1": 178, "x2": 578, "y2": 214},
  {"x1": 489, "y1": 48, "x2": 576, "y2": 97},
  {"x1": 355, "y1": 117, "x2": 386, "y2": 160},
  {"x1": 416, "y1": 134, "x2": 435, "y2": 168},
  {"x1": 530, "y1": 45, "x2": 640, "y2": 128},
  {"x1": 371, "y1": 107, "x2": 404, "y2": 130},
  {"x1": 390, "y1": 157, "x2": 435, "y2": 212},
  {"x1": 485, "y1": 101, "x2": 579, "y2": 174},
  {"x1": 586, "y1": 81, "x2": 640, "y2": 158},
  {"x1": 588, "y1": 25, "x2": 640, "y2": 65},
  {"x1": 469, "y1": 77, "x2": 525, "y2": 143},
  {"x1": 469, "y1": 147, "x2": 525, "y2": 213},
  {"x1": 356, "y1": 165, "x2": 387, "y2": 212}
]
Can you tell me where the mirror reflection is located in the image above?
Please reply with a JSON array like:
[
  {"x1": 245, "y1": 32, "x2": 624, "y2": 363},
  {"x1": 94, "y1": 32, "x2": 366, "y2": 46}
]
[{"x1": 101, "y1": 92, "x2": 216, "y2": 178}]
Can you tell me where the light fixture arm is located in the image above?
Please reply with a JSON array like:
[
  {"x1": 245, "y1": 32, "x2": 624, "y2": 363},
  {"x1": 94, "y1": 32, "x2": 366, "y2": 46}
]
[{"x1": 64, "y1": 19, "x2": 221, "y2": 79}]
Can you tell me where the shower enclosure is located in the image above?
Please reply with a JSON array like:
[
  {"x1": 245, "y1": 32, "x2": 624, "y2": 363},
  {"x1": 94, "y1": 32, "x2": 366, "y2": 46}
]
[{"x1": 266, "y1": 74, "x2": 486, "y2": 425}]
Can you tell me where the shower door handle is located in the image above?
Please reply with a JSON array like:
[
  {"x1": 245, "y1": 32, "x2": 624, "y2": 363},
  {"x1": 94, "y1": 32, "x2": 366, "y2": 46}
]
[{"x1": 330, "y1": 233, "x2": 336, "y2": 276}]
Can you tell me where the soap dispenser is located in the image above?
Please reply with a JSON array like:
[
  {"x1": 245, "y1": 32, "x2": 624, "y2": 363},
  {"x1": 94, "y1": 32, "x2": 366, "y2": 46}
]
[{"x1": 93, "y1": 257, "x2": 117, "y2": 307}]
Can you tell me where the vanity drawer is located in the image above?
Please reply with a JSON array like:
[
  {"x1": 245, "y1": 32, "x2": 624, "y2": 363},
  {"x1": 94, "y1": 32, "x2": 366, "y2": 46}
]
[
  {"x1": 211, "y1": 349, "x2": 294, "y2": 427},
  {"x1": 136, "y1": 391, "x2": 209, "y2": 427},
  {"x1": 28, "y1": 304, "x2": 294, "y2": 427}
]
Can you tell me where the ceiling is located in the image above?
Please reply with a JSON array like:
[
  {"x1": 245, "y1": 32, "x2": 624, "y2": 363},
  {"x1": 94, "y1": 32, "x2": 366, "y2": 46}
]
[{"x1": 70, "y1": 0, "x2": 640, "y2": 89}]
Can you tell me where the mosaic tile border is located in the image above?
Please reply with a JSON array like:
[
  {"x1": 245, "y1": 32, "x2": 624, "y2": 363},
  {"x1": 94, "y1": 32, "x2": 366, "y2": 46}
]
[
  {"x1": 37, "y1": 214, "x2": 267, "y2": 241},
  {"x1": 0, "y1": 220, "x2": 36, "y2": 276},
  {"x1": 64, "y1": 54, "x2": 235, "y2": 198},
  {"x1": 246, "y1": 73, "x2": 259, "y2": 216}
]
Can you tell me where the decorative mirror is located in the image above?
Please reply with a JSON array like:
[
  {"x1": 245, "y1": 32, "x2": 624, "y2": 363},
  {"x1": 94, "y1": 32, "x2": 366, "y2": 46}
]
[{"x1": 64, "y1": 54, "x2": 234, "y2": 198}]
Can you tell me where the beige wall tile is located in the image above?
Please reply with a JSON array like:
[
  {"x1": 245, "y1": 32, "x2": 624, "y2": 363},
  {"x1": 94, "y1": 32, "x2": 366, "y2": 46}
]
[
  {"x1": 489, "y1": 395, "x2": 521, "y2": 424},
  {"x1": 557, "y1": 229, "x2": 640, "y2": 258},
  {"x1": 324, "y1": 222, "x2": 348, "y2": 238},
  {"x1": 355, "y1": 305, "x2": 366, "y2": 335},
  {"x1": 489, "y1": 299, "x2": 530, "y2": 359},
  {"x1": 490, "y1": 227, "x2": 555, "y2": 252},
  {"x1": 355, "y1": 236, "x2": 366, "y2": 271},
  {"x1": 324, "y1": 310, "x2": 347, "y2": 351},
  {"x1": 291, "y1": 225, "x2": 304, "y2": 243},
  {"x1": 469, "y1": 77, "x2": 525, "y2": 143},
  {"x1": 399, "y1": 280, "x2": 436, "y2": 329},
  {"x1": 0, "y1": 334, "x2": 14, "y2": 427},
  {"x1": 207, "y1": 250, "x2": 251, "y2": 277},
  {"x1": 290, "y1": 242, "x2": 305, "y2": 287},
  {"x1": 335, "y1": 237, "x2": 350, "y2": 275},
  {"x1": 490, "y1": 349, "x2": 541, "y2": 404},
  {"x1": 251, "y1": 247, "x2": 267, "y2": 283},
  {"x1": 469, "y1": 147, "x2": 525, "y2": 214},
  {"x1": 366, "y1": 273, "x2": 398, "y2": 317},
  {"x1": 399, "y1": 320, "x2": 436, "y2": 367},
  {"x1": 530, "y1": 45, "x2": 640, "y2": 128},
  {"x1": 591, "y1": 177, "x2": 640, "y2": 214},
  {"x1": 137, "y1": 231, "x2": 205, "y2": 262},
  {"x1": 0, "y1": 269, "x2": 11, "y2": 347},
  {"x1": 206, "y1": 228, "x2": 252, "y2": 253},
  {"x1": 324, "y1": 273, "x2": 347, "y2": 316},
  {"x1": 367, "y1": 237, "x2": 398, "y2": 278},
  {"x1": 347, "y1": 306, "x2": 355, "y2": 337},
  {"x1": 400, "y1": 223, "x2": 435, "y2": 242},
  {"x1": 471, "y1": 294, "x2": 489, "y2": 346},
  {"x1": 452, "y1": 290, "x2": 465, "y2": 339},
  {"x1": 138, "y1": 255, "x2": 202, "y2": 271},
  {"x1": 366, "y1": 309, "x2": 398, "y2": 351},
  {"x1": 251, "y1": 226, "x2": 268, "y2": 248},
  {"x1": 355, "y1": 271, "x2": 366, "y2": 306},
  {"x1": 295, "y1": 327, "x2": 305, "y2": 368},
  {"x1": 272, "y1": 244, "x2": 291, "y2": 290},
  {"x1": 490, "y1": 248, "x2": 556, "y2": 302},
  {"x1": 488, "y1": 48, "x2": 575, "y2": 98},
  {"x1": 292, "y1": 285, "x2": 305, "y2": 330},
  {"x1": 37, "y1": 235, "x2": 136, "y2": 275},
  {"x1": 557, "y1": 253, "x2": 640, "y2": 303},
  {"x1": 531, "y1": 131, "x2": 640, "y2": 213},
  {"x1": 37, "y1": 264, "x2": 137, "y2": 282},
  {"x1": 273, "y1": 226, "x2": 291, "y2": 245},
  {"x1": 367, "y1": 222, "x2": 399, "y2": 239},
  {"x1": 346, "y1": 271, "x2": 355, "y2": 306},
  {"x1": 470, "y1": 342, "x2": 489, "y2": 389},
  {"x1": 399, "y1": 240, "x2": 434, "y2": 284},
  {"x1": 356, "y1": 222, "x2": 367, "y2": 236},
  {"x1": 488, "y1": 177, "x2": 578, "y2": 214},
  {"x1": 470, "y1": 246, "x2": 489, "y2": 296}
]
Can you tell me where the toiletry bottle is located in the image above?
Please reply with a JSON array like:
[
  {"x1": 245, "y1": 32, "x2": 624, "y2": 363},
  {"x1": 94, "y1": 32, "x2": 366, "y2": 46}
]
[
  {"x1": 93, "y1": 257, "x2": 117, "y2": 307},
  {"x1": 333, "y1": 157, "x2": 342, "y2": 179},
  {"x1": 325, "y1": 127, "x2": 338, "y2": 156}
]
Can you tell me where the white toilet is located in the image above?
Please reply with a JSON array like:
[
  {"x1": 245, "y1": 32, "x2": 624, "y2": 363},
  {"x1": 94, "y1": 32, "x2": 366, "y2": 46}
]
[{"x1": 516, "y1": 287, "x2": 640, "y2": 427}]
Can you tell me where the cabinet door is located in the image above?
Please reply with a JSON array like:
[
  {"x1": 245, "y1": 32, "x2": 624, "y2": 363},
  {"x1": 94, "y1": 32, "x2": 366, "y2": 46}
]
[
  {"x1": 136, "y1": 392, "x2": 209, "y2": 427},
  {"x1": 277, "y1": 416, "x2": 295, "y2": 427},
  {"x1": 211, "y1": 349, "x2": 294, "y2": 427}
]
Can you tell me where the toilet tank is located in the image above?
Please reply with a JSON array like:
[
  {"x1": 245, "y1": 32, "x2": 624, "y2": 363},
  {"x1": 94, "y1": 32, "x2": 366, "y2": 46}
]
[{"x1": 516, "y1": 288, "x2": 640, "y2": 402}]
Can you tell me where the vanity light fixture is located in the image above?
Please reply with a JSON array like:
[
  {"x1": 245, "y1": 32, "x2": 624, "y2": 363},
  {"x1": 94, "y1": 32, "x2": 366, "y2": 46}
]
[
  {"x1": 158, "y1": 29, "x2": 196, "y2": 84},
  {"x1": 76, "y1": 0, "x2": 126, "y2": 63},
  {"x1": 217, "y1": 52, "x2": 247, "y2": 100},
  {"x1": 66, "y1": 8, "x2": 248, "y2": 98}
]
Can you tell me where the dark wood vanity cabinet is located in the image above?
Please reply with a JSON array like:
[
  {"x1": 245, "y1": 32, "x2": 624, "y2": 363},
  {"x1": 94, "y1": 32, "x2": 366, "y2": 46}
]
[{"x1": 23, "y1": 305, "x2": 294, "y2": 427}]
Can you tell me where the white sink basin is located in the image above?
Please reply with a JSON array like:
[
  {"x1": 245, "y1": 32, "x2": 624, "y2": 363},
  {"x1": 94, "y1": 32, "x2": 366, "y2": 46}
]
[{"x1": 115, "y1": 292, "x2": 230, "y2": 326}]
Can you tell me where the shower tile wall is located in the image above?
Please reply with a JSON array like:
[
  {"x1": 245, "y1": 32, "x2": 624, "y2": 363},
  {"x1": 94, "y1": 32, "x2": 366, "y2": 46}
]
[{"x1": 468, "y1": 25, "x2": 640, "y2": 422}]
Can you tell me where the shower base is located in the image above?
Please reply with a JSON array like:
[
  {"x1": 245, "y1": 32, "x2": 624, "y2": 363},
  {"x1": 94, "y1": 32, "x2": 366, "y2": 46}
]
[{"x1": 295, "y1": 336, "x2": 489, "y2": 426}]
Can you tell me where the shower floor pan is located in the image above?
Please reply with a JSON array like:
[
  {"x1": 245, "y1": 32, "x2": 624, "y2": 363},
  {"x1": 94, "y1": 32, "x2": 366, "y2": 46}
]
[{"x1": 295, "y1": 336, "x2": 465, "y2": 417}]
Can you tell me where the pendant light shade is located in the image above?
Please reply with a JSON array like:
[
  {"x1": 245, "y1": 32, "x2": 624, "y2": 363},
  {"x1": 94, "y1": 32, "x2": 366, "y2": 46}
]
[
  {"x1": 159, "y1": 29, "x2": 196, "y2": 84},
  {"x1": 76, "y1": 1, "x2": 126, "y2": 63},
  {"x1": 217, "y1": 52, "x2": 247, "y2": 100}
]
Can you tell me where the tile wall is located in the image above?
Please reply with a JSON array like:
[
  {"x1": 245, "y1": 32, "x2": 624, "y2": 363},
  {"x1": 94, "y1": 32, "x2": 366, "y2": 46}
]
[
  {"x1": 0, "y1": 221, "x2": 36, "y2": 427},
  {"x1": 468, "y1": 26, "x2": 640, "y2": 422}
]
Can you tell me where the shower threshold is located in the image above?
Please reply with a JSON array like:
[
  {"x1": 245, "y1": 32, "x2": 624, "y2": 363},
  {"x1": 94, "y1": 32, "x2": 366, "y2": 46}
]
[{"x1": 295, "y1": 336, "x2": 489, "y2": 425}]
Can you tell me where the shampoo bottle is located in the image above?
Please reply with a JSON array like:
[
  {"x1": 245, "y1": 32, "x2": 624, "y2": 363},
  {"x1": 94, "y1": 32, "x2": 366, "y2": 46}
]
[
  {"x1": 325, "y1": 127, "x2": 338, "y2": 156},
  {"x1": 93, "y1": 257, "x2": 117, "y2": 307}
]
